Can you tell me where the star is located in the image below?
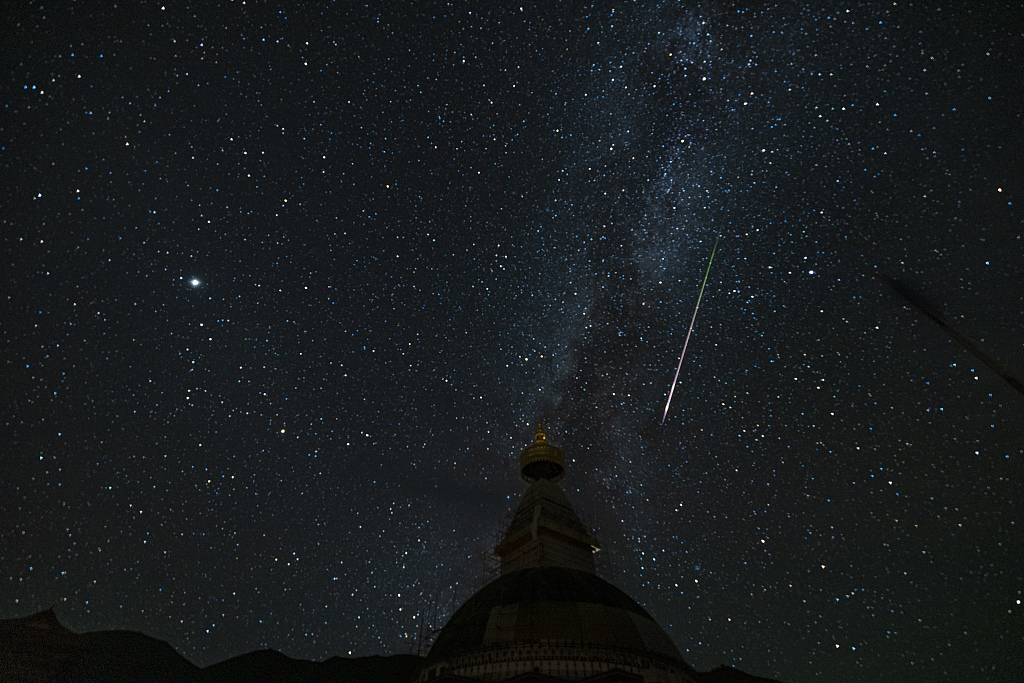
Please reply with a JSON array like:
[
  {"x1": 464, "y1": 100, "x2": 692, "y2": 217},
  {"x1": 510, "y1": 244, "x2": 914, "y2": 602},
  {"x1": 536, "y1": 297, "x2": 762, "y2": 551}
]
[{"x1": 190, "y1": 278, "x2": 200, "y2": 287}]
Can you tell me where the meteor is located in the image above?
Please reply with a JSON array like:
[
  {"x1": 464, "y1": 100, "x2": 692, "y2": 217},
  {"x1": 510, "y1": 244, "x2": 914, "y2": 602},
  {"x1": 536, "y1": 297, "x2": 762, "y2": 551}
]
[{"x1": 662, "y1": 236, "x2": 720, "y2": 424}]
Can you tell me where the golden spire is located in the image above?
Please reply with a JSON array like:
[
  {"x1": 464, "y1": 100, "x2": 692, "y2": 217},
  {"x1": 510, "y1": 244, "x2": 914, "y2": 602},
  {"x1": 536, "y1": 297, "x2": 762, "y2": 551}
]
[
  {"x1": 535, "y1": 423, "x2": 549, "y2": 443},
  {"x1": 519, "y1": 423, "x2": 565, "y2": 482}
]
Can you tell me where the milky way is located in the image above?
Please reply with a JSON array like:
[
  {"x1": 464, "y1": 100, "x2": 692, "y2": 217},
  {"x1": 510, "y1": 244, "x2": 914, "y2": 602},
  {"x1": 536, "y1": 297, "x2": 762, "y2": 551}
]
[{"x1": 3, "y1": 3, "x2": 1022, "y2": 681}]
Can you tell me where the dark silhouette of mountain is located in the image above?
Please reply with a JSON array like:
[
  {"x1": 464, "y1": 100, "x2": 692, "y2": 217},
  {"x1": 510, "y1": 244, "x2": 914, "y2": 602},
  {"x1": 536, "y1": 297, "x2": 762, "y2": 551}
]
[
  {"x1": 1, "y1": 610, "x2": 785, "y2": 683},
  {"x1": 0, "y1": 610, "x2": 423, "y2": 683},
  {"x1": 0, "y1": 609, "x2": 206, "y2": 682},
  {"x1": 696, "y1": 666, "x2": 786, "y2": 683},
  {"x1": 204, "y1": 649, "x2": 424, "y2": 682}
]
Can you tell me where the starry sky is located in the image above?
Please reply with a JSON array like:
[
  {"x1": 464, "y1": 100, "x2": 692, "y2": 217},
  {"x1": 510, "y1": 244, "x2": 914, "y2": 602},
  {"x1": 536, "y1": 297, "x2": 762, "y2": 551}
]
[{"x1": 3, "y1": 2, "x2": 1022, "y2": 682}]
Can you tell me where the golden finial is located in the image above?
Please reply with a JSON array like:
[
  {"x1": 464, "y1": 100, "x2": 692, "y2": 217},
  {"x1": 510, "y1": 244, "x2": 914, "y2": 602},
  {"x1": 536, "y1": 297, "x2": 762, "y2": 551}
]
[{"x1": 520, "y1": 422, "x2": 564, "y2": 482}]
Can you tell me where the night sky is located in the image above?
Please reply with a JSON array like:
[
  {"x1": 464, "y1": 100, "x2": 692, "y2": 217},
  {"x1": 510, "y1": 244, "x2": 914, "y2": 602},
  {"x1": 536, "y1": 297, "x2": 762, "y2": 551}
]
[{"x1": 3, "y1": 3, "x2": 1022, "y2": 682}]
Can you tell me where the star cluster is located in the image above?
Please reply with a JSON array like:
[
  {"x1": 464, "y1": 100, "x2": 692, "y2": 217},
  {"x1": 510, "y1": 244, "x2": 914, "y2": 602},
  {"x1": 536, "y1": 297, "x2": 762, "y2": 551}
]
[{"x1": 2, "y1": 3, "x2": 1021, "y2": 682}]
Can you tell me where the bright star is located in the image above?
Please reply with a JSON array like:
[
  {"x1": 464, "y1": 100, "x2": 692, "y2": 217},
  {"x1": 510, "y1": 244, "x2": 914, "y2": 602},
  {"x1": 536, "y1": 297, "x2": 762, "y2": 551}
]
[{"x1": 190, "y1": 278, "x2": 200, "y2": 287}]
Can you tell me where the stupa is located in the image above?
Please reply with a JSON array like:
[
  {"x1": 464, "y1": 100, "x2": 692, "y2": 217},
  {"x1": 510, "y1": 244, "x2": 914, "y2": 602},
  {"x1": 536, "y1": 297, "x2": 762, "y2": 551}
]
[{"x1": 416, "y1": 425, "x2": 697, "y2": 683}]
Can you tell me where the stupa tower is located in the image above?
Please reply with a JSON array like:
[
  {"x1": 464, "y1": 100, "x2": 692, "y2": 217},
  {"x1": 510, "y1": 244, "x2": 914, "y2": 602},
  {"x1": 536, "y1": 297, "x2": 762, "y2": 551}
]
[
  {"x1": 417, "y1": 425, "x2": 697, "y2": 683},
  {"x1": 494, "y1": 424, "x2": 601, "y2": 574}
]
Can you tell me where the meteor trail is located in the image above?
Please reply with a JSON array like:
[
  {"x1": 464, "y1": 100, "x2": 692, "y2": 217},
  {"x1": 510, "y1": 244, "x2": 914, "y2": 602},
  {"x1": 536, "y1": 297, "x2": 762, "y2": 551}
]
[{"x1": 662, "y1": 236, "x2": 720, "y2": 424}]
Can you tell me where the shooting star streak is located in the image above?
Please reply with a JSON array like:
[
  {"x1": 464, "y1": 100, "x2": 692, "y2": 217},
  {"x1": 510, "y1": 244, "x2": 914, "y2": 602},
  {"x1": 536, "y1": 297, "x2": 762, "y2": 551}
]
[{"x1": 662, "y1": 236, "x2": 720, "y2": 424}]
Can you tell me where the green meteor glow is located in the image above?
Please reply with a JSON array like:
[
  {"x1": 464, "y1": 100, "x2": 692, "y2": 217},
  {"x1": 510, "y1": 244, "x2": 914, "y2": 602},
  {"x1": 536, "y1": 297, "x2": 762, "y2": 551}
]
[{"x1": 662, "y1": 235, "x2": 720, "y2": 424}]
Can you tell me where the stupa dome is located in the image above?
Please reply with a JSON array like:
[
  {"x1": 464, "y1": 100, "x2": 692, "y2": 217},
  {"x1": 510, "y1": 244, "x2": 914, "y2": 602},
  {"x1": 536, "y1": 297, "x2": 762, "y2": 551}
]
[{"x1": 420, "y1": 567, "x2": 694, "y2": 682}]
